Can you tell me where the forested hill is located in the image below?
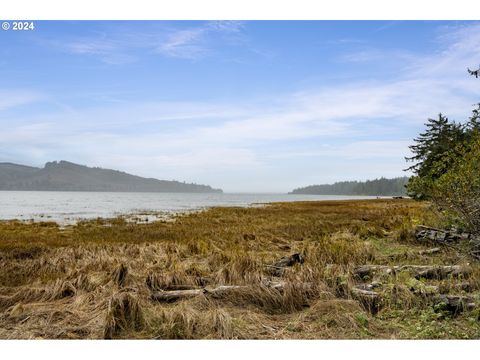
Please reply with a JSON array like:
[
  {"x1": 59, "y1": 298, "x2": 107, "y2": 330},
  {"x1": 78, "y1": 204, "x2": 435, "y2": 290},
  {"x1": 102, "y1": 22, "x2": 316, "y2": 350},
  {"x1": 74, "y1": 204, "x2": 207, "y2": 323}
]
[
  {"x1": 0, "y1": 161, "x2": 222, "y2": 193},
  {"x1": 289, "y1": 177, "x2": 409, "y2": 196}
]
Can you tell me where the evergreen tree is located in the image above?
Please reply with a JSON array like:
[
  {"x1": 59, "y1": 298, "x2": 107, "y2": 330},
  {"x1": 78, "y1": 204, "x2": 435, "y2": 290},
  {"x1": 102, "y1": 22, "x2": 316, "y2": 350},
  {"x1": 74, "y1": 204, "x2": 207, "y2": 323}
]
[
  {"x1": 405, "y1": 113, "x2": 466, "y2": 199},
  {"x1": 405, "y1": 113, "x2": 464, "y2": 179},
  {"x1": 466, "y1": 103, "x2": 480, "y2": 133}
]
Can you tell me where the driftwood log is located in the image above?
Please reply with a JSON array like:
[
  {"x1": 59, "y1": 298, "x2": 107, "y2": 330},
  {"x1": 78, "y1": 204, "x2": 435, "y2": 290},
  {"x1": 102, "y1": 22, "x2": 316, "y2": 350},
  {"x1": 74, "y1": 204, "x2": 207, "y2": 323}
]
[
  {"x1": 151, "y1": 281, "x2": 286, "y2": 303},
  {"x1": 434, "y1": 294, "x2": 475, "y2": 314},
  {"x1": 415, "y1": 225, "x2": 471, "y2": 244},
  {"x1": 410, "y1": 265, "x2": 471, "y2": 279},
  {"x1": 416, "y1": 225, "x2": 480, "y2": 261},
  {"x1": 350, "y1": 286, "x2": 475, "y2": 315},
  {"x1": 354, "y1": 264, "x2": 471, "y2": 280},
  {"x1": 349, "y1": 281, "x2": 476, "y2": 315},
  {"x1": 151, "y1": 288, "x2": 205, "y2": 302},
  {"x1": 354, "y1": 265, "x2": 392, "y2": 278},
  {"x1": 419, "y1": 247, "x2": 441, "y2": 255},
  {"x1": 333, "y1": 280, "x2": 382, "y2": 314},
  {"x1": 354, "y1": 281, "x2": 382, "y2": 291},
  {"x1": 350, "y1": 286, "x2": 381, "y2": 314}
]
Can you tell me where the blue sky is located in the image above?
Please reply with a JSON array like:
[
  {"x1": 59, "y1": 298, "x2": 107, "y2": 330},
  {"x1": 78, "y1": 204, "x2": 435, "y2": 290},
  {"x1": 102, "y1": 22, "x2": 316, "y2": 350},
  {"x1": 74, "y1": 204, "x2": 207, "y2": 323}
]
[{"x1": 1, "y1": 20, "x2": 480, "y2": 192}]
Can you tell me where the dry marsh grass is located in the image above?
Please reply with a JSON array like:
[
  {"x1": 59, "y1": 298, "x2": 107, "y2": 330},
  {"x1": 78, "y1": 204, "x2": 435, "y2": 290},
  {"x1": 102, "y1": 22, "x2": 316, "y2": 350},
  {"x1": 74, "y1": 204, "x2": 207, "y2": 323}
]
[{"x1": 0, "y1": 199, "x2": 479, "y2": 339}]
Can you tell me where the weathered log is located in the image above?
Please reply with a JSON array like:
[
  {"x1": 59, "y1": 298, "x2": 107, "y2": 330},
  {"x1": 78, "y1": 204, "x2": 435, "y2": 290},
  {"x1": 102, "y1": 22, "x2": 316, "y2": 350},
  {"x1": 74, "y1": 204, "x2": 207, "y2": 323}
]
[
  {"x1": 354, "y1": 265, "x2": 392, "y2": 278},
  {"x1": 350, "y1": 286, "x2": 381, "y2": 314},
  {"x1": 151, "y1": 281, "x2": 286, "y2": 303},
  {"x1": 354, "y1": 281, "x2": 382, "y2": 291},
  {"x1": 407, "y1": 265, "x2": 470, "y2": 279},
  {"x1": 416, "y1": 225, "x2": 445, "y2": 232},
  {"x1": 419, "y1": 247, "x2": 441, "y2": 255},
  {"x1": 416, "y1": 226, "x2": 480, "y2": 262},
  {"x1": 354, "y1": 264, "x2": 471, "y2": 280},
  {"x1": 205, "y1": 285, "x2": 247, "y2": 298},
  {"x1": 151, "y1": 288, "x2": 205, "y2": 302},
  {"x1": 434, "y1": 294, "x2": 475, "y2": 314},
  {"x1": 262, "y1": 280, "x2": 287, "y2": 290},
  {"x1": 415, "y1": 226, "x2": 471, "y2": 244}
]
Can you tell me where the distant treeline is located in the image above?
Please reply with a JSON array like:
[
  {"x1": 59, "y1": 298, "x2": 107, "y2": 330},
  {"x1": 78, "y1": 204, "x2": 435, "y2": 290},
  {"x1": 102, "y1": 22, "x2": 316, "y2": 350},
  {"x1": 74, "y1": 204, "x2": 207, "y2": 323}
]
[
  {"x1": 290, "y1": 177, "x2": 409, "y2": 196},
  {"x1": 0, "y1": 160, "x2": 222, "y2": 193}
]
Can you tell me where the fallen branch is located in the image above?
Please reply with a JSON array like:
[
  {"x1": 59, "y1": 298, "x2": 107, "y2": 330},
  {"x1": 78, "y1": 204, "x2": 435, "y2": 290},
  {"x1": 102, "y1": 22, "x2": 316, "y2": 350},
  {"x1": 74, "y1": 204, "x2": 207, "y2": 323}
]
[
  {"x1": 267, "y1": 253, "x2": 305, "y2": 276},
  {"x1": 354, "y1": 264, "x2": 471, "y2": 280}
]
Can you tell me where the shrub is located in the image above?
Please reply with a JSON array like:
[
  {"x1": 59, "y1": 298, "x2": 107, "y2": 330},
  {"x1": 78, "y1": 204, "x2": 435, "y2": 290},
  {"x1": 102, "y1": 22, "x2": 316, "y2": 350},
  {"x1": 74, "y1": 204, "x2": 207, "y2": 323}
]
[{"x1": 430, "y1": 134, "x2": 480, "y2": 234}]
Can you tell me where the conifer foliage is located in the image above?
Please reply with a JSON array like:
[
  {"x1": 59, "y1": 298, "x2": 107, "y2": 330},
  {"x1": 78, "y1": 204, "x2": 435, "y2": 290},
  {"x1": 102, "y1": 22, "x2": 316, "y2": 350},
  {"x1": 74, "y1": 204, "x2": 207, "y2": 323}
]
[{"x1": 406, "y1": 67, "x2": 479, "y2": 233}]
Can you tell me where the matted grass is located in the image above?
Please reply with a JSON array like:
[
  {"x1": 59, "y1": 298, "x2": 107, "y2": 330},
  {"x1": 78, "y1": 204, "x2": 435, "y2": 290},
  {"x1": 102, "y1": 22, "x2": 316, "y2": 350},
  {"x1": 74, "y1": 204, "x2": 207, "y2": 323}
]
[{"x1": 0, "y1": 199, "x2": 479, "y2": 339}]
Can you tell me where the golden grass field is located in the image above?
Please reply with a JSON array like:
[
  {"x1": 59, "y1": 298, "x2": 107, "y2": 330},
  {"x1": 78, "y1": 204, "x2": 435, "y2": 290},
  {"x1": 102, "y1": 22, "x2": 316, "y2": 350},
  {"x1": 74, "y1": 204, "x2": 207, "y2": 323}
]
[{"x1": 0, "y1": 199, "x2": 479, "y2": 339}]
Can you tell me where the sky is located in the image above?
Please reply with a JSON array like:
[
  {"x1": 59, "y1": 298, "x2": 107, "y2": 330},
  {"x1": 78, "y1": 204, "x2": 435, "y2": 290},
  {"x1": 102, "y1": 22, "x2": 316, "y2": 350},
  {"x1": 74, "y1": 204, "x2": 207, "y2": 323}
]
[{"x1": 1, "y1": 20, "x2": 480, "y2": 192}]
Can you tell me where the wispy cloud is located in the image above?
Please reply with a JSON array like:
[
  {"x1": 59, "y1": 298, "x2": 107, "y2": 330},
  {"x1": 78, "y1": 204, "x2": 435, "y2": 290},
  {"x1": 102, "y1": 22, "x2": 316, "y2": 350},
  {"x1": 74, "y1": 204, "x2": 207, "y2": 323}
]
[
  {"x1": 266, "y1": 140, "x2": 412, "y2": 160},
  {"x1": 156, "y1": 27, "x2": 209, "y2": 59},
  {"x1": 3, "y1": 22, "x2": 480, "y2": 191},
  {"x1": 156, "y1": 21, "x2": 245, "y2": 59},
  {"x1": 59, "y1": 21, "x2": 246, "y2": 63},
  {"x1": 66, "y1": 38, "x2": 115, "y2": 55},
  {"x1": 337, "y1": 48, "x2": 416, "y2": 64},
  {"x1": 0, "y1": 90, "x2": 43, "y2": 111},
  {"x1": 373, "y1": 21, "x2": 403, "y2": 32},
  {"x1": 407, "y1": 23, "x2": 480, "y2": 81},
  {"x1": 207, "y1": 21, "x2": 244, "y2": 33}
]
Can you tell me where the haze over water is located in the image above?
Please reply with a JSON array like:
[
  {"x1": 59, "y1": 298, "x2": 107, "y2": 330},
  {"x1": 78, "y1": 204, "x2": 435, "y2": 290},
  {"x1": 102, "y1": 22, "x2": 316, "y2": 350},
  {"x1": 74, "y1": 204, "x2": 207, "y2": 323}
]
[{"x1": 0, "y1": 191, "x2": 379, "y2": 224}]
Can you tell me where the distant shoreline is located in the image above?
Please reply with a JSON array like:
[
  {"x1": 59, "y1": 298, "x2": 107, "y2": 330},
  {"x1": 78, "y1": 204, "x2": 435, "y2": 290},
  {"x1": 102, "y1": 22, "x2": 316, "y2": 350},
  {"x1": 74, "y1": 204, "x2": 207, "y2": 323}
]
[{"x1": 0, "y1": 194, "x2": 402, "y2": 225}]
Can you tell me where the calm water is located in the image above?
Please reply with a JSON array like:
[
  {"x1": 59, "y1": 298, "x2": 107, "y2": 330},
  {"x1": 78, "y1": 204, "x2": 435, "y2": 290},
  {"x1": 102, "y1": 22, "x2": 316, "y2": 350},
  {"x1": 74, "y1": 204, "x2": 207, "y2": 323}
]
[{"x1": 0, "y1": 191, "x2": 380, "y2": 224}]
